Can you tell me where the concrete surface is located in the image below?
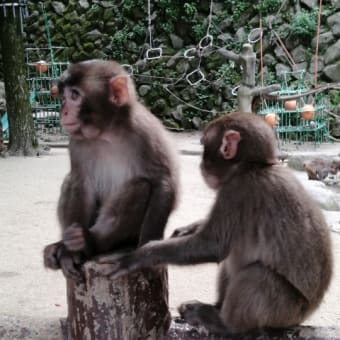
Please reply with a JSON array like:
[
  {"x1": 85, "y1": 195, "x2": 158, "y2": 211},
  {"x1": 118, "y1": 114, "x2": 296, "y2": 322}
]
[{"x1": 0, "y1": 133, "x2": 340, "y2": 339}]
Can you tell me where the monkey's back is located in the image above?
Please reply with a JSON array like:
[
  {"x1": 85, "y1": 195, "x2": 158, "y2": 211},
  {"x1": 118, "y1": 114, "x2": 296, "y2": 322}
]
[{"x1": 221, "y1": 164, "x2": 333, "y2": 307}]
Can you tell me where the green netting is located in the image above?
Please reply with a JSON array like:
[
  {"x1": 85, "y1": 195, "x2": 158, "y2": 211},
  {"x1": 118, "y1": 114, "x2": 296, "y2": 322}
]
[
  {"x1": 257, "y1": 71, "x2": 329, "y2": 145},
  {"x1": 25, "y1": 2, "x2": 69, "y2": 136}
]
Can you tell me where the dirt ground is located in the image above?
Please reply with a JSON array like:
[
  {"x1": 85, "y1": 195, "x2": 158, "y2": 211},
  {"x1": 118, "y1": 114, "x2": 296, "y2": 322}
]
[{"x1": 0, "y1": 134, "x2": 339, "y2": 339}]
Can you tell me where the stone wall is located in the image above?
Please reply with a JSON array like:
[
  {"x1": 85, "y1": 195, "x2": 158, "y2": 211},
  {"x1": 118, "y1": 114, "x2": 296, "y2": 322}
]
[{"x1": 1, "y1": 0, "x2": 340, "y2": 129}]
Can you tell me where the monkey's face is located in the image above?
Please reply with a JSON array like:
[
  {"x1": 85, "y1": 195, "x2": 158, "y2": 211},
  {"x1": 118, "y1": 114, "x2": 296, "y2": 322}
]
[
  {"x1": 59, "y1": 85, "x2": 101, "y2": 139},
  {"x1": 58, "y1": 60, "x2": 134, "y2": 139},
  {"x1": 60, "y1": 86, "x2": 83, "y2": 134}
]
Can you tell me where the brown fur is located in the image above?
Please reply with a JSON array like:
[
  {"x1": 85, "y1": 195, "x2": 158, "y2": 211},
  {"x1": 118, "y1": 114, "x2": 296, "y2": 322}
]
[
  {"x1": 101, "y1": 112, "x2": 333, "y2": 335},
  {"x1": 303, "y1": 158, "x2": 335, "y2": 180},
  {"x1": 43, "y1": 60, "x2": 179, "y2": 281}
]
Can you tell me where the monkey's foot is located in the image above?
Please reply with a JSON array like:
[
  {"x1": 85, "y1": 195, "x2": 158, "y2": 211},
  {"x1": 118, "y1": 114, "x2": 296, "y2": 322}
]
[
  {"x1": 178, "y1": 301, "x2": 230, "y2": 336},
  {"x1": 178, "y1": 300, "x2": 215, "y2": 326}
]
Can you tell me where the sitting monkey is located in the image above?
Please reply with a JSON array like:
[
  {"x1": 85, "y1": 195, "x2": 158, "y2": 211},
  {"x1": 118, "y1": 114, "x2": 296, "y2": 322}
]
[
  {"x1": 100, "y1": 112, "x2": 333, "y2": 336},
  {"x1": 43, "y1": 60, "x2": 179, "y2": 281}
]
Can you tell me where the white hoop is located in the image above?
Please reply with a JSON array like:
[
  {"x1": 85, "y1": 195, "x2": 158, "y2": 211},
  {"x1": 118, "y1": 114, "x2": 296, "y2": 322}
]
[
  {"x1": 248, "y1": 28, "x2": 263, "y2": 44},
  {"x1": 121, "y1": 64, "x2": 134, "y2": 75},
  {"x1": 199, "y1": 35, "x2": 213, "y2": 50},
  {"x1": 231, "y1": 85, "x2": 240, "y2": 96},
  {"x1": 184, "y1": 47, "x2": 197, "y2": 60},
  {"x1": 145, "y1": 47, "x2": 163, "y2": 60},
  {"x1": 186, "y1": 69, "x2": 205, "y2": 86}
]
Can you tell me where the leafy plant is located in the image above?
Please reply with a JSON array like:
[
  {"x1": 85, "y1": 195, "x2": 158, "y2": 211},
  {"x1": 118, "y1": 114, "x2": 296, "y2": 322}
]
[
  {"x1": 256, "y1": 0, "x2": 281, "y2": 16},
  {"x1": 290, "y1": 10, "x2": 317, "y2": 40},
  {"x1": 224, "y1": 0, "x2": 254, "y2": 23},
  {"x1": 183, "y1": 2, "x2": 197, "y2": 17},
  {"x1": 212, "y1": 63, "x2": 241, "y2": 86},
  {"x1": 329, "y1": 90, "x2": 340, "y2": 107}
]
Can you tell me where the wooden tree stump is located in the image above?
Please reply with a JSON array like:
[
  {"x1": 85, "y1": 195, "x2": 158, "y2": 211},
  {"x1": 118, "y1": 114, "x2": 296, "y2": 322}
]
[{"x1": 64, "y1": 259, "x2": 171, "y2": 340}]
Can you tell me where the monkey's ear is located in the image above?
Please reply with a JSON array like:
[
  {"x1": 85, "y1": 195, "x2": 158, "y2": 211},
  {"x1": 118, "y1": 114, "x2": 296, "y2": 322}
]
[
  {"x1": 109, "y1": 76, "x2": 129, "y2": 106},
  {"x1": 220, "y1": 130, "x2": 241, "y2": 160}
]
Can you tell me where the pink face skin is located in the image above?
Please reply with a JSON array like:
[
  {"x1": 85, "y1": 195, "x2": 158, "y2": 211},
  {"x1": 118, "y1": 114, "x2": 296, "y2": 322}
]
[{"x1": 61, "y1": 87, "x2": 100, "y2": 139}]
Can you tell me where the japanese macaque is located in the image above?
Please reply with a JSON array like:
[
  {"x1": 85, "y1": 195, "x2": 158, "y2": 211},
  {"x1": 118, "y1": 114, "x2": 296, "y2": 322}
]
[
  {"x1": 100, "y1": 112, "x2": 333, "y2": 335},
  {"x1": 43, "y1": 60, "x2": 179, "y2": 281},
  {"x1": 303, "y1": 158, "x2": 335, "y2": 180}
]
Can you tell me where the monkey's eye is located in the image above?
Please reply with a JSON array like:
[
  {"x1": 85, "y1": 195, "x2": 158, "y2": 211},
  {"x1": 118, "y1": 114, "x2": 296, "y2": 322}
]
[{"x1": 70, "y1": 88, "x2": 80, "y2": 100}]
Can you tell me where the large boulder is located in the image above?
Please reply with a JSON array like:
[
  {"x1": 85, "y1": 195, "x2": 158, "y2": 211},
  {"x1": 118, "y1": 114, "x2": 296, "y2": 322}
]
[
  {"x1": 323, "y1": 62, "x2": 340, "y2": 82},
  {"x1": 324, "y1": 40, "x2": 340, "y2": 65},
  {"x1": 327, "y1": 12, "x2": 340, "y2": 37}
]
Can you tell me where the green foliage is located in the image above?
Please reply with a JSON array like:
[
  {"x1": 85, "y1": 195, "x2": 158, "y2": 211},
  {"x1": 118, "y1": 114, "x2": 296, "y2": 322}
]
[
  {"x1": 263, "y1": 70, "x2": 277, "y2": 85},
  {"x1": 110, "y1": 28, "x2": 132, "y2": 60},
  {"x1": 122, "y1": 0, "x2": 144, "y2": 13},
  {"x1": 212, "y1": 63, "x2": 241, "y2": 86},
  {"x1": 22, "y1": 0, "x2": 337, "y2": 132},
  {"x1": 183, "y1": 2, "x2": 197, "y2": 17},
  {"x1": 255, "y1": 0, "x2": 281, "y2": 16},
  {"x1": 192, "y1": 21, "x2": 207, "y2": 40},
  {"x1": 132, "y1": 23, "x2": 145, "y2": 38},
  {"x1": 290, "y1": 10, "x2": 317, "y2": 40},
  {"x1": 329, "y1": 90, "x2": 340, "y2": 107},
  {"x1": 224, "y1": 0, "x2": 254, "y2": 23},
  {"x1": 320, "y1": 3, "x2": 335, "y2": 18},
  {"x1": 158, "y1": 0, "x2": 200, "y2": 35}
]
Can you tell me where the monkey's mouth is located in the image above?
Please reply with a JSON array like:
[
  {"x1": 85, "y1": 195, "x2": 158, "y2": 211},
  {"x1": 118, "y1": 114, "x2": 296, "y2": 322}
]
[{"x1": 63, "y1": 122, "x2": 81, "y2": 133}]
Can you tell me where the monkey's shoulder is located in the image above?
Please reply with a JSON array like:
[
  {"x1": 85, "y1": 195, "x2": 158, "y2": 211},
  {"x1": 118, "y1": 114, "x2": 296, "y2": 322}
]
[{"x1": 221, "y1": 165, "x2": 323, "y2": 217}]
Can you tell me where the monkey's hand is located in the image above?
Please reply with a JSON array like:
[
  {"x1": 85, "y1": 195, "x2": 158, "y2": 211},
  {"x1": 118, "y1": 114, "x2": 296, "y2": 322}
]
[
  {"x1": 171, "y1": 221, "x2": 201, "y2": 238},
  {"x1": 43, "y1": 242, "x2": 62, "y2": 269},
  {"x1": 97, "y1": 253, "x2": 138, "y2": 280},
  {"x1": 59, "y1": 251, "x2": 85, "y2": 283},
  {"x1": 63, "y1": 223, "x2": 88, "y2": 253},
  {"x1": 44, "y1": 242, "x2": 85, "y2": 282}
]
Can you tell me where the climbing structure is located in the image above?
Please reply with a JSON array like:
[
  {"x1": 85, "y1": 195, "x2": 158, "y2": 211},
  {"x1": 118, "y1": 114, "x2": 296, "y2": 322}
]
[
  {"x1": 25, "y1": 3, "x2": 68, "y2": 135},
  {"x1": 26, "y1": 47, "x2": 68, "y2": 134},
  {"x1": 257, "y1": 70, "x2": 328, "y2": 144}
]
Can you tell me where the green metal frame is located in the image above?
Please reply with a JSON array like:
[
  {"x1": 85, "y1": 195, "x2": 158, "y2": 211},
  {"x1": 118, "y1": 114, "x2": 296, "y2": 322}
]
[
  {"x1": 25, "y1": 2, "x2": 69, "y2": 135},
  {"x1": 257, "y1": 71, "x2": 329, "y2": 145}
]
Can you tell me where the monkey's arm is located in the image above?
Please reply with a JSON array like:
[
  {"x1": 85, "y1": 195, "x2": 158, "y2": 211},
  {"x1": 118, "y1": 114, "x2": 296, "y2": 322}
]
[
  {"x1": 98, "y1": 227, "x2": 220, "y2": 279},
  {"x1": 138, "y1": 176, "x2": 176, "y2": 245},
  {"x1": 64, "y1": 178, "x2": 152, "y2": 256},
  {"x1": 58, "y1": 174, "x2": 98, "y2": 230},
  {"x1": 56, "y1": 174, "x2": 98, "y2": 265}
]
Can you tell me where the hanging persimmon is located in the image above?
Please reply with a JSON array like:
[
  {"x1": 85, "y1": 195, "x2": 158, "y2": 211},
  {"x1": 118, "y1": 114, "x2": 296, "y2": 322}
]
[
  {"x1": 284, "y1": 100, "x2": 297, "y2": 111},
  {"x1": 301, "y1": 104, "x2": 315, "y2": 120},
  {"x1": 264, "y1": 113, "x2": 279, "y2": 127},
  {"x1": 35, "y1": 60, "x2": 48, "y2": 73}
]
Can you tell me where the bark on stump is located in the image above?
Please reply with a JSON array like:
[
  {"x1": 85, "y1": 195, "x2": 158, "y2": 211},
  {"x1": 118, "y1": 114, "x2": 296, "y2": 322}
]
[{"x1": 64, "y1": 259, "x2": 171, "y2": 340}]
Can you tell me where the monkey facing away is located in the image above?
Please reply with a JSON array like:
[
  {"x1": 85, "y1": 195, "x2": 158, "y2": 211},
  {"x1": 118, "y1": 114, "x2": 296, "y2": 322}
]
[
  {"x1": 43, "y1": 60, "x2": 179, "y2": 281},
  {"x1": 99, "y1": 112, "x2": 333, "y2": 335},
  {"x1": 303, "y1": 158, "x2": 336, "y2": 181}
]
